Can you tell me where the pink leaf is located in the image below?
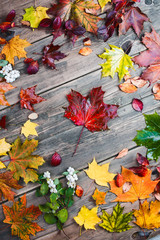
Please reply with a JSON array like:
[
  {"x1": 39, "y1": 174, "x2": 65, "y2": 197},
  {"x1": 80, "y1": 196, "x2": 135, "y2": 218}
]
[{"x1": 132, "y1": 98, "x2": 143, "y2": 112}]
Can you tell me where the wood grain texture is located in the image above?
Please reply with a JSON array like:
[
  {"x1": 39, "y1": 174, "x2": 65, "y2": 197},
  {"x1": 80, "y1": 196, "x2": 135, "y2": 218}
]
[{"x1": 0, "y1": 0, "x2": 160, "y2": 239}]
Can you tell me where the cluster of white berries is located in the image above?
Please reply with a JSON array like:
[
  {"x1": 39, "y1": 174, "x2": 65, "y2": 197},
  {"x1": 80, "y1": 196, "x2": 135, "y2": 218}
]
[
  {"x1": 43, "y1": 171, "x2": 57, "y2": 193},
  {"x1": 0, "y1": 63, "x2": 20, "y2": 83},
  {"x1": 66, "y1": 167, "x2": 78, "y2": 189}
]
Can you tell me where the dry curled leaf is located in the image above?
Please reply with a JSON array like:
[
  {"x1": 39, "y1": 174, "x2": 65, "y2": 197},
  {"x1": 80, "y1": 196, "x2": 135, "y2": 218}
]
[
  {"x1": 79, "y1": 47, "x2": 92, "y2": 56},
  {"x1": 119, "y1": 82, "x2": 137, "y2": 93},
  {"x1": 116, "y1": 148, "x2": 128, "y2": 159}
]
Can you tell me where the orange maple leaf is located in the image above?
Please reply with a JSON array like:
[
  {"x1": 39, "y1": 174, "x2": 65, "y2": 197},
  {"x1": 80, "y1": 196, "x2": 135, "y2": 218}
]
[
  {"x1": 109, "y1": 167, "x2": 159, "y2": 203},
  {"x1": 0, "y1": 81, "x2": 15, "y2": 106},
  {"x1": 92, "y1": 188, "x2": 107, "y2": 205},
  {"x1": 1, "y1": 35, "x2": 31, "y2": 65},
  {"x1": 3, "y1": 194, "x2": 43, "y2": 240},
  {"x1": 0, "y1": 171, "x2": 23, "y2": 201}
]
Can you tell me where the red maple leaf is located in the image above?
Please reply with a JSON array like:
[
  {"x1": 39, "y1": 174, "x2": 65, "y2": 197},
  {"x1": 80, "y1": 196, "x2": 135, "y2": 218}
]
[
  {"x1": 64, "y1": 87, "x2": 119, "y2": 154},
  {"x1": 42, "y1": 44, "x2": 66, "y2": 69},
  {"x1": 20, "y1": 85, "x2": 46, "y2": 111},
  {"x1": 133, "y1": 28, "x2": 160, "y2": 84},
  {"x1": 119, "y1": 7, "x2": 149, "y2": 37}
]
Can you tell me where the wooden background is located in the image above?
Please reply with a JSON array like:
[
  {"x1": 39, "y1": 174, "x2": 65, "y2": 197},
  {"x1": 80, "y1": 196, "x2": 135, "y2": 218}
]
[{"x1": 0, "y1": 0, "x2": 160, "y2": 239}]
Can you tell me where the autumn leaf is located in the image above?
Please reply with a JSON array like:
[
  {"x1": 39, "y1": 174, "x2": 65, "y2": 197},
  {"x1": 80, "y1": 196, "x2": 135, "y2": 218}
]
[
  {"x1": 7, "y1": 137, "x2": 45, "y2": 184},
  {"x1": 42, "y1": 44, "x2": 66, "y2": 69},
  {"x1": 75, "y1": 185, "x2": 84, "y2": 197},
  {"x1": 99, "y1": 45, "x2": 134, "y2": 81},
  {"x1": 3, "y1": 194, "x2": 43, "y2": 240},
  {"x1": 64, "y1": 87, "x2": 119, "y2": 154},
  {"x1": 22, "y1": 6, "x2": 50, "y2": 28},
  {"x1": 99, "y1": 203, "x2": 133, "y2": 232},
  {"x1": 0, "y1": 161, "x2": 6, "y2": 169},
  {"x1": 0, "y1": 81, "x2": 15, "y2": 106},
  {"x1": 79, "y1": 47, "x2": 92, "y2": 56},
  {"x1": 74, "y1": 206, "x2": 101, "y2": 230},
  {"x1": 0, "y1": 115, "x2": 6, "y2": 129},
  {"x1": 1, "y1": 35, "x2": 31, "y2": 65},
  {"x1": 20, "y1": 85, "x2": 46, "y2": 111},
  {"x1": 85, "y1": 158, "x2": 116, "y2": 187},
  {"x1": 133, "y1": 112, "x2": 160, "y2": 161},
  {"x1": 110, "y1": 167, "x2": 158, "y2": 203},
  {"x1": 0, "y1": 171, "x2": 22, "y2": 201},
  {"x1": 153, "y1": 83, "x2": 160, "y2": 100},
  {"x1": 21, "y1": 120, "x2": 39, "y2": 137},
  {"x1": 132, "y1": 98, "x2": 143, "y2": 112},
  {"x1": 115, "y1": 148, "x2": 128, "y2": 159},
  {"x1": 98, "y1": 0, "x2": 111, "y2": 10},
  {"x1": 134, "y1": 200, "x2": 160, "y2": 229},
  {"x1": 0, "y1": 138, "x2": 11, "y2": 156},
  {"x1": 47, "y1": 0, "x2": 100, "y2": 34},
  {"x1": 119, "y1": 82, "x2": 137, "y2": 93},
  {"x1": 119, "y1": 7, "x2": 149, "y2": 37},
  {"x1": 133, "y1": 28, "x2": 160, "y2": 84},
  {"x1": 92, "y1": 188, "x2": 107, "y2": 205}
]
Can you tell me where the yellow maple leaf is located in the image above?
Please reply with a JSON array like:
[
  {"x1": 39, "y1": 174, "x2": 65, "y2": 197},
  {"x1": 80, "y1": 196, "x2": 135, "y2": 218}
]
[
  {"x1": 134, "y1": 200, "x2": 160, "y2": 229},
  {"x1": 1, "y1": 35, "x2": 31, "y2": 65},
  {"x1": 84, "y1": 158, "x2": 115, "y2": 187},
  {"x1": 0, "y1": 161, "x2": 6, "y2": 169},
  {"x1": 0, "y1": 138, "x2": 11, "y2": 156},
  {"x1": 22, "y1": 6, "x2": 50, "y2": 28},
  {"x1": 98, "y1": 0, "x2": 111, "y2": 11},
  {"x1": 92, "y1": 188, "x2": 107, "y2": 205},
  {"x1": 74, "y1": 206, "x2": 101, "y2": 230},
  {"x1": 21, "y1": 120, "x2": 39, "y2": 137}
]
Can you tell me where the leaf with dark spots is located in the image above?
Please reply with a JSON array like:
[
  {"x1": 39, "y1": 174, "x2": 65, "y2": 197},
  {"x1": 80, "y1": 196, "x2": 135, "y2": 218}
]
[
  {"x1": 20, "y1": 85, "x2": 46, "y2": 111},
  {"x1": 0, "y1": 115, "x2": 6, "y2": 129},
  {"x1": 136, "y1": 153, "x2": 149, "y2": 166},
  {"x1": 64, "y1": 87, "x2": 119, "y2": 154},
  {"x1": 132, "y1": 98, "x2": 143, "y2": 112},
  {"x1": 119, "y1": 7, "x2": 149, "y2": 37},
  {"x1": 42, "y1": 43, "x2": 66, "y2": 69}
]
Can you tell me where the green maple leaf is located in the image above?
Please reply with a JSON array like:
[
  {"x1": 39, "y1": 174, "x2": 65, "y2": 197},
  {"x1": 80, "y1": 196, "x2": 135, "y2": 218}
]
[
  {"x1": 7, "y1": 137, "x2": 45, "y2": 184},
  {"x1": 99, "y1": 45, "x2": 134, "y2": 81},
  {"x1": 133, "y1": 112, "x2": 160, "y2": 161},
  {"x1": 99, "y1": 203, "x2": 133, "y2": 232},
  {"x1": 22, "y1": 6, "x2": 50, "y2": 28}
]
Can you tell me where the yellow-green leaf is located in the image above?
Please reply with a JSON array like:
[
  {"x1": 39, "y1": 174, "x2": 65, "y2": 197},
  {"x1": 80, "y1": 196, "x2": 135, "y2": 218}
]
[
  {"x1": 74, "y1": 206, "x2": 101, "y2": 230},
  {"x1": 0, "y1": 138, "x2": 11, "y2": 156},
  {"x1": 99, "y1": 203, "x2": 133, "y2": 232},
  {"x1": 99, "y1": 45, "x2": 134, "y2": 81},
  {"x1": 22, "y1": 6, "x2": 50, "y2": 28},
  {"x1": 21, "y1": 120, "x2": 39, "y2": 137},
  {"x1": 7, "y1": 137, "x2": 45, "y2": 184}
]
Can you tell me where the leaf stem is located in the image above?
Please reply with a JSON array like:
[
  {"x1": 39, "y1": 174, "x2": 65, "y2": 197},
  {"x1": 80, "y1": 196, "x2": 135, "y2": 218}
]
[
  {"x1": 0, "y1": 224, "x2": 10, "y2": 231},
  {"x1": 72, "y1": 125, "x2": 85, "y2": 156},
  {"x1": 62, "y1": 228, "x2": 70, "y2": 239},
  {"x1": 80, "y1": 226, "x2": 82, "y2": 236},
  {"x1": 1, "y1": 159, "x2": 11, "y2": 163}
]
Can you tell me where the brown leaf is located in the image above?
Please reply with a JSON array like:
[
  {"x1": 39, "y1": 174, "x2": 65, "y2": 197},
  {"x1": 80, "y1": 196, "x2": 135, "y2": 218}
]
[
  {"x1": 115, "y1": 148, "x2": 128, "y2": 159},
  {"x1": 131, "y1": 77, "x2": 147, "y2": 88},
  {"x1": 83, "y1": 37, "x2": 91, "y2": 46},
  {"x1": 119, "y1": 82, "x2": 137, "y2": 93},
  {"x1": 79, "y1": 47, "x2": 92, "y2": 56}
]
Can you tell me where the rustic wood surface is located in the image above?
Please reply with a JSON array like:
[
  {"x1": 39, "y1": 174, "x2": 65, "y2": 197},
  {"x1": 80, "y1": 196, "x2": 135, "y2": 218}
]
[{"x1": 0, "y1": 0, "x2": 160, "y2": 239}]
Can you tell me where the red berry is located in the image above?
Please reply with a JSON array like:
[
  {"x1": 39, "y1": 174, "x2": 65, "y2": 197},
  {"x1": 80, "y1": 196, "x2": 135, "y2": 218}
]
[{"x1": 51, "y1": 152, "x2": 62, "y2": 166}]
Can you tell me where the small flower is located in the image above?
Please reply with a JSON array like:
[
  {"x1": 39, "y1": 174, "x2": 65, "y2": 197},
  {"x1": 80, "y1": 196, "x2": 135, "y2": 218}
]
[
  {"x1": 67, "y1": 167, "x2": 75, "y2": 175},
  {"x1": 43, "y1": 171, "x2": 51, "y2": 179},
  {"x1": 73, "y1": 173, "x2": 78, "y2": 181},
  {"x1": 47, "y1": 179, "x2": 53, "y2": 185}
]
